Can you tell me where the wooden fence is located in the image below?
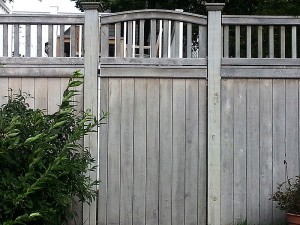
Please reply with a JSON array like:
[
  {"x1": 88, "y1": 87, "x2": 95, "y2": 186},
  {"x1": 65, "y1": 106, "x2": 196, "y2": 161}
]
[{"x1": 1, "y1": 3, "x2": 300, "y2": 225}]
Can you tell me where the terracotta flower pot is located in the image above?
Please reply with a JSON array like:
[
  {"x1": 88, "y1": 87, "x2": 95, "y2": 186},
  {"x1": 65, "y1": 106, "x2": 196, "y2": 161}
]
[{"x1": 287, "y1": 213, "x2": 300, "y2": 225}]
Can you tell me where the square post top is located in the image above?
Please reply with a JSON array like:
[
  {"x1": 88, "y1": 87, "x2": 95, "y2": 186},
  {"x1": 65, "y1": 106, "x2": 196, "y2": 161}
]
[
  {"x1": 205, "y1": 3, "x2": 225, "y2": 11},
  {"x1": 81, "y1": 2, "x2": 102, "y2": 11}
]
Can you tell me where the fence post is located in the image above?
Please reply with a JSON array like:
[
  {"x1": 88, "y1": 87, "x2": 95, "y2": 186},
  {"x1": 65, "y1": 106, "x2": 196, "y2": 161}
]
[
  {"x1": 81, "y1": 3, "x2": 101, "y2": 225},
  {"x1": 206, "y1": 3, "x2": 225, "y2": 225}
]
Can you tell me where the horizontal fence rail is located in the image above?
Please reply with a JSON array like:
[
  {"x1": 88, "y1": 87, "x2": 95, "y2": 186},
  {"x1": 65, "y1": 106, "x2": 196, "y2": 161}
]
[
  {"x1": 100, "y1": 10, "x2": 207, "y2": 59},
  {"x1": 223, "y1": 15, "x2": 300, "y2": 59},
  {"x1": 0, "y1": 14, "x2": 84, "y2": 57}
]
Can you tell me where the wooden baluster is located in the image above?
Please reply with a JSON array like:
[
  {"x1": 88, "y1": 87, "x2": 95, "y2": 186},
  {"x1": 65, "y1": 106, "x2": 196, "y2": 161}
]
[
  {"x1": 235, "y1": 25, "x2": 240, "y2": 58},
  {"x1": 223, "y1": 25, "x2": 229, "y2": 58},
  {"x1": 139, "y1": 20, "x2": 145, "y2": 58},
  {"x1": 14, "y1": 24, "x2": 20, "y2": 57},
  {"x1": 247, "y1": 26, "x2": 251, "y2": 58},
  {"x1": 25, "y1": 25, "x2": 31, "y2": 57},
  {"x1": 258, "y1": 26, "x2": 263, "y2": 58},
  {"x1": 37, "y1": 24, "x2": 42, "y2": 57},
  {"x1": 280, "y1": 26, "x2": 285, "y2": 58},
  {"x1": 60, "y1": 24, "x2": 65, "y2": 57},
  {"x1": 269, "y1": 26, "x2": 274, "y2": 58},
  {"x1": 292, "y1": 26, "x2": 297, "y2": 58}
]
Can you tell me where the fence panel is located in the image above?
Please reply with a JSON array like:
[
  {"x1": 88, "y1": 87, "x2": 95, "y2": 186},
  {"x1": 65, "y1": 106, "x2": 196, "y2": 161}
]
[
  {"x1": 98, "y1": 77, "x2": 207, "y2": 225},
  {"x1": 220, "y1": 78, "x2": 300, "y2": 225}
]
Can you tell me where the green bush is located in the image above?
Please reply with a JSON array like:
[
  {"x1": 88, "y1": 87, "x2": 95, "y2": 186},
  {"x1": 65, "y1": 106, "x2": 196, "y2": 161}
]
[{"x1": 0, "y1": 71, "x2": 106, "y2": 225}]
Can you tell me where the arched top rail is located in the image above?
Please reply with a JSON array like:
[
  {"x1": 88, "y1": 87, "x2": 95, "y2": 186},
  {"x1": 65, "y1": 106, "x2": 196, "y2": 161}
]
[
  {"x1": 101, "y1": 9, "x2": 207, "y2": 25},
  {"x1": 223, "y1": 15, "x2": 300, "y2": 25}
]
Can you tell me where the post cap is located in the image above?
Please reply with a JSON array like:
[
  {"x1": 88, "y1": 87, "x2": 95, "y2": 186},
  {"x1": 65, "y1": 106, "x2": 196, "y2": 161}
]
[
  {"x1": 81, "y1": 2, "x2": 102, "y2": 11},
  {"x1": 205, "y1": 3, "x2": 225, "y2": 11}
]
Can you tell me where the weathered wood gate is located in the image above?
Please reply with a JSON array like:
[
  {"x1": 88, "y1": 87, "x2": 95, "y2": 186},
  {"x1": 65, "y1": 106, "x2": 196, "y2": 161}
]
[
  {"x1": 1, "y1": 3, "x2": 300, "y2": 225},
  {"x1": 96, "y1": 9, "x2": 209, "y2": 225}
]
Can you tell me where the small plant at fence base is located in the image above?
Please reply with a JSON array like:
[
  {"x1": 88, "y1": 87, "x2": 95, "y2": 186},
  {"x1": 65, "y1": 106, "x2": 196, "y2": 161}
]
[
  {"x1": 271, "y1": 175, "x2": 300, "y2": 214},
  {"x1": 0, "y1": 71, "x2": 106, "y2": 225}
]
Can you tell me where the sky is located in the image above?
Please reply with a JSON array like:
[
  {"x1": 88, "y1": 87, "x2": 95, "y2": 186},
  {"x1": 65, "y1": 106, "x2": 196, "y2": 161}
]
[{"x1": 10, "y1": 0, "x2": 81, "y2": 13}]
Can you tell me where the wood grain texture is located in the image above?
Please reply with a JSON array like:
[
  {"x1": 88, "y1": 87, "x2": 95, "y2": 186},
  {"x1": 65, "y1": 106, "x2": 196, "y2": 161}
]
[
  {"x1": 185, "y1": 79, "x2": 198, "y2": 225},
  {"x1": 272, "y1": 79, "x2": 286, "y2": 224},
  {"x1": 120, "y1": 78, "x2": 134, "y2": 225},
  {"x1": 107, "y1": 79, "x2": 121, "y2": 225},
  {"x1": 172, "y1": 79, "x2": 185, "y2": 225},
  {"x1": 246, "y1": 79, "x2": 260, "y2": 225},
  {"x1": 98, "y1": 78, "x2": 109, "y2": 225},
  {"x1": 159, "y1": 79, "x2": 172, "y2": 225},
  {"x1": 0, "y1": 78, "x2": 8, "y2": 106},
  {"x1": 133, "y1": 78, "x2": 147, "y2": 225},
  {"x1": 146, "y1": 78, "x2": 160, "y2": 225},
  {"x1": 259, "y1": 79, "x2": 273, "y2": 224},
  {"x1": 220, "y1": 79, "x2": 234, "y2": 225},
  {"x1": 198, "y1": 79, "x2": 207, "y2": 225},
  {"x1": 233, "y1": 79, "x2": 247, "y2": 224}
]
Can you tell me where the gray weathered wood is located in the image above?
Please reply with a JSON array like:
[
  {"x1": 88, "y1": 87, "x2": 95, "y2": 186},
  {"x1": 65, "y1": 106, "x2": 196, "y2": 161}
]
[
  {"x1": 14, "y1": 24, "x2": 20, "y2": 57},
  {"x1": 159, "y1": 78, "x2": 172, "y2": 225},
  {"x1": 8, "y1": 78, "x2": 21, "y2": 94},
  {"x1": 246, "y1": 79, "x2": 260, "y2": 225},
  {"x1": 146, "y1": 79, "x2": 159, "y2": 225},
  {"x1": 101, "y1": 57, "x2": 207, "y2": 66},
  {"x1": 101, "y1": 9, "x2": 207, "y2": 25},
  {"x1": 98, "y1": 78, "x2": 108, "y2": 225},
  {"x1": 60, "y1": 25, "x2": 65, "y2": 57},
  {"x1": 198, "y1": 25, "x2": 207, "y2": 58},
  {"x1": 0, "y1": 78, "x2": 8, "y2": 106},
  {"x1": 174, "y1": 21, "x2": 180, "y2": 58},
  {"x1": 187, "y1": 23, "x2": 192, "y2": 58},
  {"x1": 223, "y1": 15, "x2": 300, "y2": 25},
  {"x1": 115, "y1": 22, "x2": 122, "y2": 57},
  {"x1": 0, "y1": 14, "x2": 84, "y2": 24},
  {"x1": 259, "y1": 79, "x2": 273, "y2": 224},
  {"x1": 246, "y1": 26, "x2": 251, "y2": 58},
  {"x1": 47, "y1": 78, "x2": 61, "y2": 114},
  {"x1": 233, "y1": 79, "x2": 247, "y2": 224},
  {"x1": 269, "y1": 26, "x2": 274, "y2": 58},
  {"x1": 26, "y1": 25, "x2": 31, "y2": 57},
  {"x1": 220, "y1": 79, "x2": 234, "y2": 225},
  {"x1": 83, "y1": 6, "x2": 100, "y2": 225},
  {"x1": 127, "y1": 21, "x2": 133, "y2": 57},
  {"x1": 37, "y1": 24, "x2": 42, "y2": 57},
  {"x1": 48, "y1": 25, "x2": 53, "y2": 57},
  {"x1": 100, "y1": 66, "x2": 207, "y2": 78},
  {"x1": 172, "y1": 79, "x2": 185, "y2": 225},
  {"x1": 3, "y1": 24, "x2": 8, "y2": 56},
  {"x1": 222, "y1": 58, "x2": 300, "y2": 66},
  {"x1": 120, "y1": 78, "x2": 134, "y2": 225},
  {"x1": 198, "y1": 79, "x2": 207, "y2": 225},
  {"x1": 34, "y1": 78, "x2": 48, "y2": 110},
  {"x1": 133, "y1": 78, "x2": 147, "y2": 225},
  {"x1": 292, "y1": 26, "x2": 297, "y2": 58},
  {"x1": 258, "y1": 26, "x2": 263, "y2": 58},
  {"x1": 21, "y1": 78, "x2": 34, "y2": 108},
  {"x1": 150, "y1": 19, "x2": 157, "y2": 58},
  {"x1": 101, "y1": 24, "x2": 109, "y2": 57},
  {"x1": 70, "y1": 25, "x2": 76, "y2": 57},
  {"x1": 206, "y1": 4, "x2": 224, "y2": 225},
  {"x1": 285, "y1": 80, "x2": 299, "y2": 178},
  {"x1": 235, "y1": 25, "x2": 240, "y2": 58},
  {"x1": 272, "y1": 79, "x2": 286, "y2": 223},
  {"x1": 185, "y1": 79, "x2": 198, "y2": 225},
  {"x1": 280, "y1": 26, "x2": 285, "y2": 58},
  {"x1": 139, "y1": 20, "x2": 145, "y2": 58},
  {"x1": 223, "y1": 25, "x2": 229, "y2": 58},
  {"x1": 221, "y1": 66, "x2": 300, "y2": 79},
  {"x1": 107, "y1": 79, "x2": 121, "y2": 225},
  {"x1": 162, "y1": 20, "x2": 169, "y2": 58}
]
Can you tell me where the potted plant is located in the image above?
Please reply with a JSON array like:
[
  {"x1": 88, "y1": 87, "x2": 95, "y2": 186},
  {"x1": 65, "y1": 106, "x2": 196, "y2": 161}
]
[{"x1": 271, "y1": 176, "x2": 300, "y2": 225}]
